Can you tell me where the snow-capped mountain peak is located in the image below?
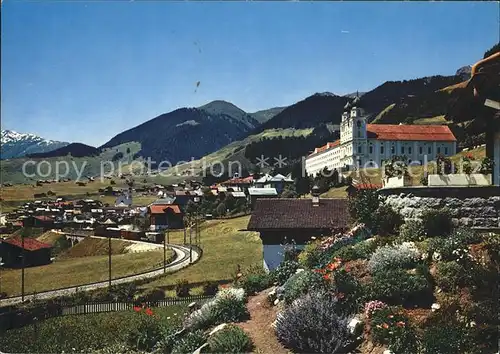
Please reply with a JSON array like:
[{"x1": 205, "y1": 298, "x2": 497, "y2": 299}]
[{"x1": 1, "y1": 129, "x2": 70, "y2": 159}]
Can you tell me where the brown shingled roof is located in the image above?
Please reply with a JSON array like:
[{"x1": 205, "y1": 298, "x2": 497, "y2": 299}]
[{"x1": 247, "y1": 198, "x2": 349, "y2": 230}]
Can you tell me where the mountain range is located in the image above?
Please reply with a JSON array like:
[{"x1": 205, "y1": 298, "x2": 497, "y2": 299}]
[
  {"x1": 2, "y1": 42, "x2": 497, "y2": 183},
  {"x1": 0, "y1": 130, "x2": 69, "y2": 159}
]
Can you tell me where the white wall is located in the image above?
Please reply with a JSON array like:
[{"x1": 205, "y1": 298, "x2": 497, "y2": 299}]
[{"x1": 263, "y1": 244, "x2": 306, "y2": 271}]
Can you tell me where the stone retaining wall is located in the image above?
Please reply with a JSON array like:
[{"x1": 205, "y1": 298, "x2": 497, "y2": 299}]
[{"x1": 379, "y1": 186, "x2": 500, "y2": 228}]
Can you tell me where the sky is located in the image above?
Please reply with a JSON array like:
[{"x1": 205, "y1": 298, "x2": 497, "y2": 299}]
[{"x1": 1, "y1": 1, "x2": 499, "y2": 147}]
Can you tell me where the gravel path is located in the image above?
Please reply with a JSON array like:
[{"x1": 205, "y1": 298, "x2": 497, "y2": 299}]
[{"x1": 0, "y1": 241, "x2": 200, "y2": 307}]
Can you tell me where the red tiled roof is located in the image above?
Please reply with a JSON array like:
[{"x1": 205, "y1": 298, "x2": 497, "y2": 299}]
[
  {"x1": 309, "y1": 140, "x2": 341, "y2": 156},
  {"x1": 366, "y1": 124, "x2": 456, "y2": 141},
  {"x1": 354, "y1": 183, "x2": 383, "y2": 190},
  {"x1": 3, "y1": 236, "x2": 52, "y2": 251},
  {"x1": 34, "y1": 216, "x2": 54, "y2": 222},
  {"x1": 247, "y1": 198, "x2": 349, "y2": 230},
  {"x1": 149, "y1": 205, "x2": 182, "y2": 214},
  {"x1": 221, "y1": 176, "x2": 254, "y2": 185}
]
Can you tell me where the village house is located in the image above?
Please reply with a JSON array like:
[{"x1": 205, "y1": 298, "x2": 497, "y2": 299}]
[
  {"x1": 254, "y1": 174, "x2": 294, "y2": 194},
  {"x1": 305, "y1": 97, "x2": 457, "y2": 176},
  {"x1": 148, "y1": 204, "x2": 183, "y2": 231},
  {"x1": 0, "y1": 236, "x2": 52, "y2": 267},
  {"x1": 247, "y1": 187, "x2": 278, "y2": 209},
  {"x1": 247, "y1": 189, "x2": 349, "y2": 270}
]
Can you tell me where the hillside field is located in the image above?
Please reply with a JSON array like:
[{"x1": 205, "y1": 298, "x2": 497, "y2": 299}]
[{"x1": 142, "y1": 215, "x2": 262, "y2": 290}]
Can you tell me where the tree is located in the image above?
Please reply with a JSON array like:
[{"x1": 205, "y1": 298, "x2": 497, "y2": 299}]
[
  {"x1": 215, "y1": 203, "x2": 226, "y2": 217},
  {"x1": 295, "y1": 175, "x2": 311, "y2": 196},
  {"x1": 281, "y1": 184, "x2": 298, "y2": 198},
  {"x1": 126, "y1": 147, "x2": 131, "y2": 154},
  {"x1": 347, "y1": 189, "x2": 380, "y2": 232}
]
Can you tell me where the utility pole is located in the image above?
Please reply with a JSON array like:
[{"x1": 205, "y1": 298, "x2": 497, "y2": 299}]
[
  {"x1": 189, "y1": 224, "x2": 192, "y2": 263},
  {"x1": 163, "y1": 220, "x2": 168, "y2": 273},
  {"x1": 108, "y1": 234, "x2": 112, "y2": 290},
  {"x1": 21, "y1": 233, "x2": 25, "y2": 302}
]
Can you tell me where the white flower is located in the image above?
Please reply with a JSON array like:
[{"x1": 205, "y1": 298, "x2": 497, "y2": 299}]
[
  {"x1": 432, "y1": 252, "x2": 442, "y2": 262},
  {"x1": 295, "y1": 268, "x2": 305, "y2": 274},
  {"x1": 431, "y1": 303, "x2": 441, "y2": 311}
]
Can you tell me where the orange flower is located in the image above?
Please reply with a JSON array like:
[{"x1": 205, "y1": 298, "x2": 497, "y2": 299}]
[
  {"x1": 221, "y1": 284, "x2": 228, "y2": 288},
  {"x1": 382, "y1": 323, "x2": 389, "y2": 329},
  {"x1": 322, "y1": 274, "x2": 331, "y2": 281},
  {"x1": 326, "y1": 263, "x2": 338, "y2": 271},
  {"x1": 133, "y1": 306, "x2": 142, "y2": 312},
  {"x1": 344, "y1": 265, "x2": 351, "y2": 272},
  {"x1": 145, "y1": 308, "x2": 154, "y2": 316},
  {"x1": 396, "y1": 321, "x2": 406, "y2": 327}
]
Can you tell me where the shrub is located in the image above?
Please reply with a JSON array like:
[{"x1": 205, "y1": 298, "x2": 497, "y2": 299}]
[
  {"x1": 348, "y1": 189, "x2": 380, "y2": 231},
  {"x1": 298, "y1": 240, "x2": 322, "y2": 268},
  {"x1": 364, "y1": 300, "x2": 388, "y2": 319},
  {"x1": 275, "y1": 292, "x2": 354, "y2": 353},
  {"x1": 421, "y1": 323, "x2": 469, "y2": 354},
  {"x1": 175, "y1": 279, "x2": 190, "y2": 297},
  {"x1": 171, "y1": 330, "x2": 206, "y2": 354},
  {"x1": 428, "y1": 228, "x2": 478, "y2": 262},
  {"x1": 238, "y1": 273, "x2": 271, "y2": 296},
  {"x1": 184, "y1": 288, "x2": 247, "y2": 330},
  {"x1": 138, "y1": 288, "x2": 165, "y2": 305},
  {"x1": 333, "y1": 239, "x2": 378, "y2": 261},
  {"x1": 237, "y1": 265, "x2": 271, "y2": 295},
  {"x1": 271, "y1": 260, "x2": 300, "y2": 286},
  {"x1": 202, "y1": 281, "x2": 219, "y2": 296},
  {"x1": 212, "y1": 296, "x2": 249, "y2": 324},
  {"x1": 368, "y1": 242, "x2": 420, "y2": 274},
  {"x1": 421, "y1": 208, "x2": 453, "y2": 237},
  {"x1": 366, "y1": 269, "x2": 432, "y2": 306},
  {"x1": 399, "y1": 220, "x2": 426, "y2": 242},
  {"x1": 283, "y1": 270, "x2": 326, "y2": 305},
  {"x1": 331, "y1": 269, "x2": 365, "y2": 315},
  {"x1": 484, "y1": 232, "x2": 500, "y2": 264},
  {"x1": 374, "y1": 204, "x2": 403, "y2": 236},
  {"x1": 435, "y1": 261, "x2": 467, "y2": 291},
  {"x1": 126, "y1": 314, "x2": 165, "y2": 351},
  {"x1": 370, "y1": 307, "x2": 418, "y2": 354},
  {"x1": 207, "y1": 324, "x2": 254, "y2": 353}
]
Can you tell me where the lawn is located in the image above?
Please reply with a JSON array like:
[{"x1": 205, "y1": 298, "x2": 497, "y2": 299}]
[
  {"x1": 0, "y1": 305, "x2": 186, "y2": 353},
  {"x1": 142, "y1": 215, "x2": 262, "y2": 289},
  {"x1": 2, "y1": 249, "x2": 172, "y2": 296}
]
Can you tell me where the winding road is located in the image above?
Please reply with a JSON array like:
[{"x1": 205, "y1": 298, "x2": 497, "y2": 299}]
[{"x1": 0, "y1": 237, "x2": 201, "y2": 307}]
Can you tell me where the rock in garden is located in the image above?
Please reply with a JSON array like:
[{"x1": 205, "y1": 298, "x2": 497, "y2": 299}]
[
  {"x1": 209, "y1": 323, "x2": 227, "y2": 336},
  {"x1": 274, "y1": 298, "x2": 280, "y2": 306}
]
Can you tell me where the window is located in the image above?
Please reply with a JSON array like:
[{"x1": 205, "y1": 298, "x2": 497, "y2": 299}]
[
  {"x1": 381, "y1": 145, "x2": 385, "y2": 154},
  {"x1": 408, "y1": 147, "x2": 412, "y2": 154},
  {"x1": 445, "y1": 147, "x2": 448, "y2": 154},
  {"x1": 358, "y1": 146, "x2": 362, "y2": 154},
  {"x1": 369, "y1": 145, "x2": 373, "y2": 154},
  {"x1": 356, "y1": 120, "x2": 361, "y2": 128},
  {"x1": 391, "y1": 145, "x2": 395, "y2": 154},
  {"x1": 419, "y1": 146, "x2": 423, "y2": 154},
  {"x1": 401, "y1": 146, "x2": 405, "y2": 154},
  {"x1": 437, "y1": 147, "x2": 441, "y2": 154},
  {"x1": 358, "y1": 130, "x2": 361, "y2": 138},
  {"x1": 428, "y1": 146, "x2": 432, "y2": 154}
]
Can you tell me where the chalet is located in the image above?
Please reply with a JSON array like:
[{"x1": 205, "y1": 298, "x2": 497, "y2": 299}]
[
  {"x1": 247, "y1": 188, "x2": 278, "y2": 210},
  {"x1": 247, "y1": 193, "x2": 349, "y2": 271},
  {"x1": 254, "y1": 174, "x2": 293, "y2": 193},
  {"x1": 0, "y1": 236, "x2": 52, "y2": 267},
  {"x1": 220, "y1": 176, "x2": 254, "y2": 193},
  {"x1": 149, "y1": 204, "x2": 183, "y2": 230}
]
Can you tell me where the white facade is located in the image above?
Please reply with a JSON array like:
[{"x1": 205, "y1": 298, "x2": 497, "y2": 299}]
[
  {"x1": 305, "y1": 100, "x2": 457, "y2": 177},
  {"x1": 263, "y1": 244, "x2": 306, "y2": 271}
]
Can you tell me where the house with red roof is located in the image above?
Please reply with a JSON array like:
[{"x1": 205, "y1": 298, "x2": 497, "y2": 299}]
[
  {"x1": 305, "y1": 96, "x2": 457, "y2": 176},
  {"x1": 0, "y1": 236, "x2": 52, "y2": 267},
  {"x1": 148, "y1": 204, "x2": 184, "y2": 231}
]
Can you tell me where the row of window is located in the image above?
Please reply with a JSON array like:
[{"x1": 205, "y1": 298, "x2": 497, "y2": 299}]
[{"x1": 357, "y1": 145, "x2": 449, "y2": 155}]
